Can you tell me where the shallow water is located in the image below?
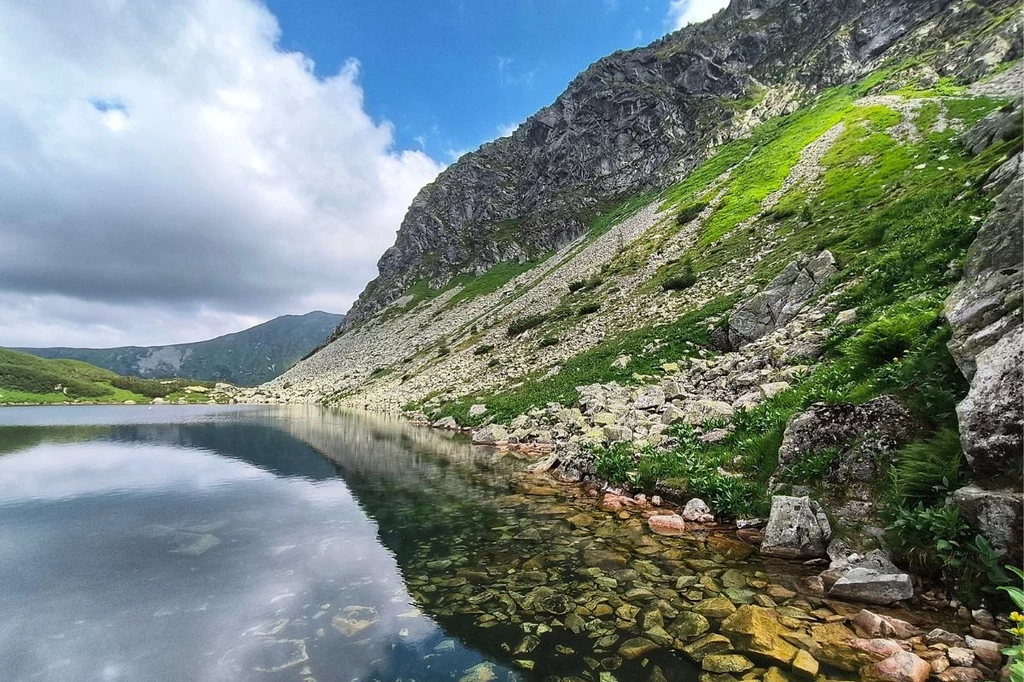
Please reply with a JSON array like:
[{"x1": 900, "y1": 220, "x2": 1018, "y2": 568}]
[{"x1": 0, "y1": 405, "x2": 945, "y2": 682}]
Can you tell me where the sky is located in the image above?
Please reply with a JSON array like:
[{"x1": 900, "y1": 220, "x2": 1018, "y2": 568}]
[{"x1": 0, "y1": 0, "x2": 729, "y2": 349}]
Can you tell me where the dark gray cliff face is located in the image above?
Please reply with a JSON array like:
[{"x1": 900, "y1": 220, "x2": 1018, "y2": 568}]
[{"x1": 344, "y1": 0, "x2": 1017, "y2": 326}]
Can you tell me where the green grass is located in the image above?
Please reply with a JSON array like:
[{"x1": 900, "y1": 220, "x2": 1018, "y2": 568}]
[
  {"x1": 419, "y1": 295, "x2": 736, "y2": 426},
  {"x1": 0, "y1": 347, "x2": 220, "y2": 405}
]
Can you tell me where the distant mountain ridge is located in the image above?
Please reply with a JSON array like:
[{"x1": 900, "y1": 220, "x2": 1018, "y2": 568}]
[{"x1": 18, "y1": 311, "x2": 343, "y2": 386}]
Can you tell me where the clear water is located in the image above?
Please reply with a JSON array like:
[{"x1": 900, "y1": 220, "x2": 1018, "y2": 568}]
[{"x1": 0, "y1": 405, "x2": 851, "y2": 682}]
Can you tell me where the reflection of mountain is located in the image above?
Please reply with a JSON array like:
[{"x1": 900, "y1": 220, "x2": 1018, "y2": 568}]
[
  {"x1": 104, "y1": 422, "x2": 341, "y2": 480},
  {"x1": 0, "y1": 425, "x2": 114, "y2": 456}
]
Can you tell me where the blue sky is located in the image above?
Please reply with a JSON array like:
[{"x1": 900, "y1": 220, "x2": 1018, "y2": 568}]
[
  {"x1": 0, "y1": 0, "x2": 727, "y2": 347},
  {"x1": 265, "y1": 0, "x2": 713, "y2": 159}
]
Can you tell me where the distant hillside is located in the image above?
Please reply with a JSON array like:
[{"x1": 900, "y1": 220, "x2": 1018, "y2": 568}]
[
  {"x1": 19, "y1": 311, "x2": 343, "y2": 387},
  {"x1": 0, "y1": 348, "x2": 227, "y2": 405}
]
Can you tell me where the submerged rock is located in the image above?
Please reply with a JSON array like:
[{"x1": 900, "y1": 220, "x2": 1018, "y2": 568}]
[
  {"x1": 647, "y1": 514, "x2": 686, "y2": 536},
  {"x1": 331, "y1": 606, "x2": 379, "y2": 637},
  {"x1": 720, "y1": 605, "x2": 798, "y2": 666}
]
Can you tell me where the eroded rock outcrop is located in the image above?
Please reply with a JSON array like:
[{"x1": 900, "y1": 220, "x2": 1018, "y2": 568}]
[
  {"x1": 727, "y1": 250, "x2": 837, "y2": 349},
  {"x1": 944, "y1": 106, "x2": 1023, "y2": 480},
  {"x1": 760, "y1": 495, "x2": 832, "y2": 559}
]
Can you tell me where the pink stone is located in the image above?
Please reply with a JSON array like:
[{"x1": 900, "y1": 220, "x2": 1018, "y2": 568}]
[
  {"x1": 647, "y1": 514, "x2": 686, "y2": 536},
  {"x1": 936, "y1": 667, "x2": 985, "y2": 682},
  {"x1": 855, "y1": 609, "x2": 920, "y2": 639},
  {"x1": 865, "y1": 651, "x2": 931, "y2": 682}
]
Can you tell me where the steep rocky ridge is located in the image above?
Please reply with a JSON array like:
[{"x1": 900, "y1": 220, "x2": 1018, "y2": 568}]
[{"x1": 344, "y1": 0, "x2": 1019, "y2": 326}]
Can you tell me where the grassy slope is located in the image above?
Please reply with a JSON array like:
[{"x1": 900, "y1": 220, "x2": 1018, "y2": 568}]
[
  {"x1": 0, "y1": 348, "x2": 222, "y2": 405},
  {"x1": 404, "y1": 69, "x2": 1020, "y2": 601}
]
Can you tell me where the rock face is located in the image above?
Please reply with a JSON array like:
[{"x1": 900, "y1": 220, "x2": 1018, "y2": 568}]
[
  {"x1": 760, "y1": 496, "x2": 832, "y2": 559},
  {"x1": 773, "y1": 396, "x2": 914, "y2": 520},
  {"x1": 950, "y1": 484, "x2": 1024, "y2": 566},
  {"x1": 727, "y1": 251, "x2": 837, "y2": 349},
  {"x1": 944, "y1": 106, "x2": 1023, "y2": 479},
  {"x1": 342, "y1": 0, "x2": 1001, "y2": 325}
]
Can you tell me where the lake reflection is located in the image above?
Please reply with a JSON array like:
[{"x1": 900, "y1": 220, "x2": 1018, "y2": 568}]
[{"x1": 0, "y1": 406, "x2": 521, "y2": 682}]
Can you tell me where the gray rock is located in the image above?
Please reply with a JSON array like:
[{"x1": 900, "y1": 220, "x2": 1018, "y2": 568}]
[
  {"x1": 950, "y1": 484, "x2": 1023, "y2": 566},
  {"x1": 634, "y1": 386, "x2": 666, "y2": 410},
  {"x1": 962, "y1": 97, "x2": 1023, "y2": 156},
  {"x1": 471, "y1": 423, "x2": 508, "y2": 444},
  {"x1": 680, "y1": 400, "x2": 734, "y2": 425},
  {"x1": 727, "y1": 251, "x2": 836, "y2": 348},
  {"x1": 433, "y1": 416, "x2": 460, "y2": 429},
  {"x1": 760, "y1": 496, "x2": 832, "y2": 559},
  {"x1": 827, "y1": 568, "x2": 913, "y2": 604},
  {"x1": 468, "y1": 404, "x2": 488, "y2": 417},
  {"x1": 604, "y1": 425, "x2": 633, "y2": 443},
  {"x1": 775, "y1": 395, "x2": 914, "y2": 485},
  {"x1": 944, "y1": 154, "x2": 1023, "y2": 478},
  {"x1": 682, "y1": 498, "x2": 715, "y2": 523}
]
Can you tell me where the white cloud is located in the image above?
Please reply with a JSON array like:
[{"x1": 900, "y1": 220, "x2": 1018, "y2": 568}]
[
  {"x1": 667, "y1": 0, "x2": 730, "y2": 29},
  {"x1": 0, "y1": 0, "x2": 444, "y2": 348},
  {"x1": 496, "y1": 121, "x2": 521, "y2": 137}
]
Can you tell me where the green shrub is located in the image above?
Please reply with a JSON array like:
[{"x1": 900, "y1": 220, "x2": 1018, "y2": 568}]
[
  {"x1": 568, "y1": 276, "x2": 602, "y2": 294},
  {"x1": 662, "y1": 257, "x2": 697, "y2": 291},
  {"x1": 887, "y1": 429, "x2": 963, "y2": 506},
  {"x1": 487, "y1": 358, "x2": 500, "y2": 368},
  {"x1": 473, "y1": 344, "x2": 495, "y2": 356},
  {"x1": 578, "y1": 302, "x2": 601, "y2": 316},
  {"x1": 507, "y1": 314, "x2": 548, "y2": 337},
  {"x1": 778, "y1": 449, "x2": 838, "y2": 484},
  {"x1": 539, "y1": 337, "x2": 559, "y2": 348},
  {"x1": 844, "y1": 305, "x2": 940, "y2": 370},
  {"x1": 676, "y1": 202, "x2": 707, "y2": 225},
  {"x1": 437, "y1": 345, "x2": 450, "y2": 357}
]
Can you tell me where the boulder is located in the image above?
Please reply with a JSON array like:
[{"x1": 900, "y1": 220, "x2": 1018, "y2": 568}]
[
  {"x1": 681, "y1": 400, "x2": 734, "y2": 425},
  {"x1": 468, "y1": 404, "x2": 487, "y2": 417},
  {"x1": 433, "y1": 416, "x2": 459, "y2": 429},
  {"x1": 648, "y1": 514, "x2": 687, "y2": 536},
  {"x1": 813, "y1": 638, "x2": 905, "y2": 672},
  {"x1": 775, "y1": 396, "x2": 914, "y2": 484},
  {"x1": 720, "y1": 605, "x2": 798, "y2": 666},
  {"x1": 935, "y1": 668, "x2": 985, "y2": 682},
  {"x1": 727, "y1": 250, "x2": 837, "y2": 348},
  {"x1": 682, "y1": 498, "x2": 715, "y2": 522},
  {"x1": 943, "y1": 167, "x2": 1023, "y2": 478},
  {"x1": 853, "y1": 610, "x2": 919, "y2": 639},
  {"x1": 760, "y1": 496, "x2": 832, "y2": 559},
  {"x1": 862, "y1": 651, "x2": 931, "y2": 682},
  {"x1": 828, "y1": 568, "x2": 913, "y2": 605},
  {"x1": 964, "y1": 636, "x2": 1003, "y2": 668},
  {"x1": 634, "y1": 386, "x2": 666, "y2": 410},
  {"x1": 471, "y1": 423, "x2": 507, "y2": 444},
  {"x1": 950, "y1": 484, "x2": 1023, "y2": 566}
]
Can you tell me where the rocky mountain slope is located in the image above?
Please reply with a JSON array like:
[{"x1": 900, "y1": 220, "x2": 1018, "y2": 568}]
[
  {"x1": 254, "y1": 0, "x2": 1022, "y2": 646},
  {"x1": 342, "y1": 0, "x2": 1019, "y2": 326},
  {"x1": 19, "y1": 311, "x2": 342, "y2": 386}
]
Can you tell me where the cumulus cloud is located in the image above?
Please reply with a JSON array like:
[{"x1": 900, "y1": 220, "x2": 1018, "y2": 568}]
[
  {"x1": 667, "y1": 0, "x2": 730, "y2": 29},
  {"x1": 0, "y1": 0, "x2": 443, "y2": 348}
]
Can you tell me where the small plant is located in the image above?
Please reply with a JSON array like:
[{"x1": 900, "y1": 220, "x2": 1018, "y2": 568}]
[
  {"x1": 539, "y1": 337, "x2": 559, "y2": 348},
  {"x1": 662, "y1": 257, "x2": 696, "y2": 291},
  {"x1": 473, "y1": 344, "x2": 495, "y2": 356},
  {"x1": 887, "y1": 429, "x2": 962, "y2": 506},
  {"x1": 1000, "y1": 566, "x2": 1024, "y2": 682},
  {"x1": 436, "y1": 345, "x2": 450, "y2": 357},
  {"x1": 676, "y1": 201, "x2": 708, "y2": 225},
  {"x1": 578, "y1": 302, "x2": 601, "y2": 316},
  {"x1": 507, "y1": 314, "x2": 548, "y2": 337},
  {"x1": 487, "y1": 358, "x2": 500, "y2": 368},
  {"x1": 778, "y1": 449, "x2": 838, "y2": 484},
  {"x1": 568, "y1": 275, "x2": 603, "y2": 293}
]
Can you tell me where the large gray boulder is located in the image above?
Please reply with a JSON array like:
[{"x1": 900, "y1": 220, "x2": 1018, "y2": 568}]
[
  {"x1": 943, "y1": 156, "x2": 1023, "y2": 479},
  {"x1": 828, "y1": 568, "x2": 913, "y2": 604},
  {"x1": 760, "y1": 496, "x2": 832, "y2": 559},
  {"x1": 727, "y1": 250, "x2": 837, "y2": 349},
  {"x1": 951, "y1": 484, "x2": 1024, "y2": 566},
  {"x1": 775, "y1": 395, "x2": 914, "y2": 485}
]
